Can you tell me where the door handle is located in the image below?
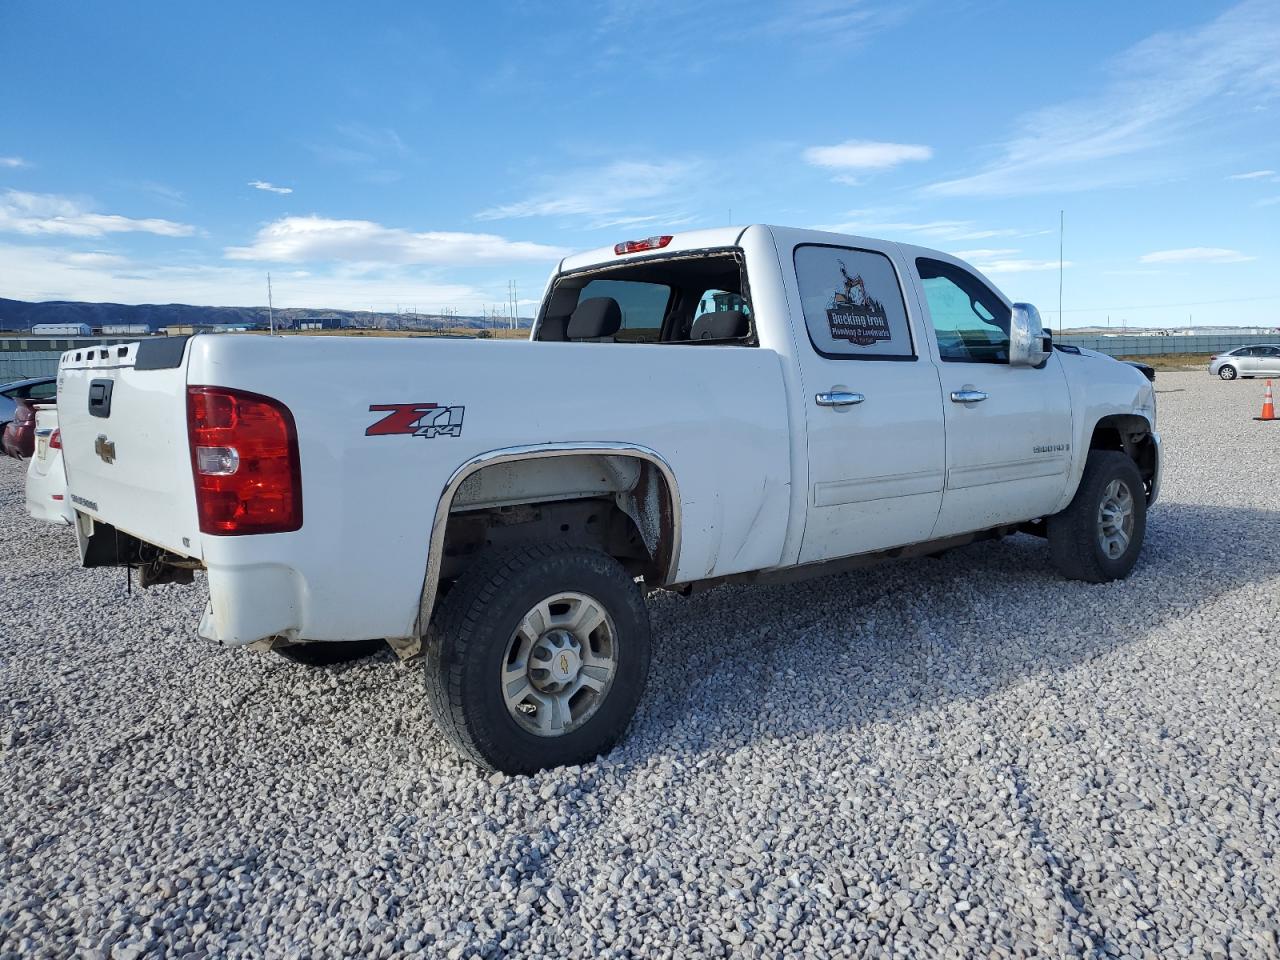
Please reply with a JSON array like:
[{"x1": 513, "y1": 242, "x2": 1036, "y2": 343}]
[
  {"x1": 950, "y1": 389, "x2": 988, "y2": 404},
  {"x1": 815, "y1": 391, "x2": 865, "y2": 407}
]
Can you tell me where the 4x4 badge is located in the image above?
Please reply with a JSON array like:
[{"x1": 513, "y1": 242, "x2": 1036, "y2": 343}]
[{"x1": 366, "y1": 403, "x2": 465, "y2": 439}]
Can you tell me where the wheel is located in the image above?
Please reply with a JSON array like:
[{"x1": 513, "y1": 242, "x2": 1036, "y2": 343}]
[
  {"x1": 274, "y1": 638, "x2": 386, "y2": 665},
  {"x1": 426, "y1": 542, "x2": 651, "y2": 774},
  {"x1": 1047, "y1": 450, "x2": 1147, "y2": 583},
  {"x1": 1219, "y1": 365, "x2": 1237, "y2": 380}
]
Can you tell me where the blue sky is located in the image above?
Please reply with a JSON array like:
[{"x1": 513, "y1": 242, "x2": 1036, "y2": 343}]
[{"x1": 1, "y1": 0, "x2": 1277, "y2": 328}]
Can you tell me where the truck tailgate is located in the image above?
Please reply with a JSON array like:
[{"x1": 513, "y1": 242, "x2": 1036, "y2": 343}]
[{"x1": 57, "y1": 339, "x2": 200, "y2": 558}]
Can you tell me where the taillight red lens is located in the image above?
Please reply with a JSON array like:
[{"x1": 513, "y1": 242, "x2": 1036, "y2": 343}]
[
  {"x1": 187, "y1": 386, "x2": 302, "y2": 535},
  {"x1": 614, "y1": 235, "x2": 673, "y2": 255},
  {"x1": 49, "y1": 429, "x2": 61, "y2": 449}
]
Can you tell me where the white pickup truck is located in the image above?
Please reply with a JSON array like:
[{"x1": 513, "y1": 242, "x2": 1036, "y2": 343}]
[{"x1": 55, "y1": 225, "x2": 1160, "y2": 773}]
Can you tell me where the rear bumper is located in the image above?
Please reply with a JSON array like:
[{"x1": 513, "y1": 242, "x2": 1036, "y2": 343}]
[
  {"x1": 26, "y1": 464, "x2": 74, "y2": 525},
  {"x1": 196, "y1": 562, "x2": 305, "y2": 647}
]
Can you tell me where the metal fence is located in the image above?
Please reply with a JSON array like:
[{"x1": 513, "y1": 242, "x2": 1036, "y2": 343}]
[
  {"x1": 0, "y1": 352, "x2": 62, "y2": 380},
  {"x1": 1055, "y1": 334, "x2": 1268, "y2": 357},
  {"x1": 0, "y1": 332, "x2": 1272, "y2": 381}
]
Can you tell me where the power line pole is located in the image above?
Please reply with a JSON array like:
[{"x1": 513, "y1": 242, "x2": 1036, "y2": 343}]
[{"x1": 267, "y1": 273, "x2": 275, "y2": 334}]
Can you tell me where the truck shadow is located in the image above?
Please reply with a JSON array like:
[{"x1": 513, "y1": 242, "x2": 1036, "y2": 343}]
[{"x1": 630, "y1": 500, "x2": 1280, "y2": 759}]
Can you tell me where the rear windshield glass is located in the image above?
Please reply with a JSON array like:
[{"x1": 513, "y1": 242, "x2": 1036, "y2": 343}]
[{"x1": 536, "y1": 250, "x2": 753, "y2": 345}]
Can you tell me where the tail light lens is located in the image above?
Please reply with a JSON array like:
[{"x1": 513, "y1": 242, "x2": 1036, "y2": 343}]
[
  {"x1": 187, "y1": 386, "x2": 302, "y2": 535},
  {"x1": 49, "y1": 429, "x2": 61, "y2": 449}
]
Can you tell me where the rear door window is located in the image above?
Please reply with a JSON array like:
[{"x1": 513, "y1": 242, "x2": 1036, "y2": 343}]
[{"x1": 793, "y1": 245, "x2": 914, "y2": 359}]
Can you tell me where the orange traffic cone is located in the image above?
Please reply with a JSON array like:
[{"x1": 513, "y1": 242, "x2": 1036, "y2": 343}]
[{"x1": 1256, "y1": 379, "x2": 1276, "y2": 422}]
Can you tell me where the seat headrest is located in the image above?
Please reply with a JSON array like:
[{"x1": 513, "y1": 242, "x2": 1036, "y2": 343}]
[
  {"x1": 538, "y1": 315, "x2": 569, "y2": 341},
  {"x1": 690, "y1": 310, "x2": 749, "y2": 341},
  {"x1": 567, "y1": 297, "x2": 622, "y2": 340}
]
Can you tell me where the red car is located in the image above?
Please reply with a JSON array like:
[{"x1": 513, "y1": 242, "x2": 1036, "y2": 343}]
[{"x1": 2, "y1": 399, "x2": 39, "y2": 458}]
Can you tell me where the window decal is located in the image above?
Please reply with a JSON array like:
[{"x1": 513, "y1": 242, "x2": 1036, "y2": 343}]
[{"x1": 827, "y1": 261, "x2": 892, "y2": 346}]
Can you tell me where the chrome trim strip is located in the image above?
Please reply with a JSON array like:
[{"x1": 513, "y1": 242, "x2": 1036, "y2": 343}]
[{"x1": 416, "y1": 442, "x2": 682, "y2": 635}]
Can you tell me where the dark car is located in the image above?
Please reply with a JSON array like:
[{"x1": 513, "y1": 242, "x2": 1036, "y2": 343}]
[
  {"x1": 2, "y1": 399, "x2": 40, "y2": 458},
  {"x1": 1, "y1": 376, "x2": 57, "y2": 430}
]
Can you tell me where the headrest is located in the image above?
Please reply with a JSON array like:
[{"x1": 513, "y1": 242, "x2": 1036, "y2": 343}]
[
  {"x1": 567, "y1": 297, "x2": 622, "y2": 340},
  {"x1": 538, "y1": 315, "x2": 569, "y2": 341},
  {"x1": 690, "y1": 310, "x2": 749, "y2": 340}
]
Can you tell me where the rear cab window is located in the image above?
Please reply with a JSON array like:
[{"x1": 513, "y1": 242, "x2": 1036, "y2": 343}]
[{"x1": 536, "y1": 249, "x2": 754, "y2": 345}]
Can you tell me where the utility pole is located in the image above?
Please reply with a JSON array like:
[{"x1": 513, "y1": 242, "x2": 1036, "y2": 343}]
[{"x1": 267, "y1": 273, "x2": 275, "y2": 334}]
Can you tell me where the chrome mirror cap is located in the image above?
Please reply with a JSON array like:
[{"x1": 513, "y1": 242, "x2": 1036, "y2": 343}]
[{"x1": 1010, "y1": 303, "x2": 1051, "y2": 367}]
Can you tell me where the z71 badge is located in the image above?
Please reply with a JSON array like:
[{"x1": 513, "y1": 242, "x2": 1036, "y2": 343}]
[{"x1": 366, "y1": 403, "x2": 465, "y2": 439}]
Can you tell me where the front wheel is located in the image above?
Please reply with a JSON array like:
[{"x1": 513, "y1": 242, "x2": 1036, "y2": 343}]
[
  {"x1": 1219, "y1": 365, "x2": 1238, "y2": 380},
  {"x1": 425, "y1": 543, "x2": 651, "y2": 774},
  {"x1": 1047, "y1": 451, "x2": 1147, "y2": 583}
]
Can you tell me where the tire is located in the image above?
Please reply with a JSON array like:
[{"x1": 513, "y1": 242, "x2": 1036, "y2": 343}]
[
  {"x1": 274, "y1": 638, "x2": 386, "y2": 666},
  {"x1": 1219, "y1": 365, "x2": 1237, "y2": 380},
  {"x1": 425, "y1": 542, "x2": 651, "y2": 774},
  {"x1": 1047, "y1": 450, "x2": 1147, "y2": 583}
]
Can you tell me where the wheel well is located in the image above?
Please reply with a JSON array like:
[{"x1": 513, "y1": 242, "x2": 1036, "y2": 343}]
[
  {"x1": 1090, "y1": 414, "x2": 1157, "y2": 499},
  {"x1": 436, "y1": 452, "x2": 677, "y2": 590}
]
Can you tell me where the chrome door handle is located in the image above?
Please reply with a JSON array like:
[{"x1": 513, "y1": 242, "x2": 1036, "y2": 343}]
[
  {"x1": 950, "y1": 389, "x2": 988, "y2": 404},
  {"x1": 815, "y1": 391, "x2": 865, "y2": 407}
]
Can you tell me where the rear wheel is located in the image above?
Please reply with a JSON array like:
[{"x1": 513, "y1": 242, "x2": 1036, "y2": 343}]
[
  {"x1": 425, "y1": 542, "x2": 650, "y2": 774},
  {"x1": 1219, "y1": 365, "x2": 1237, "y2": 380},
  {"x1": 1047, "y1": 451, "x2": 1147, "y2": 583},
  {"x1": 274, "y1": 639, "x2": 385, "y2": 666}
]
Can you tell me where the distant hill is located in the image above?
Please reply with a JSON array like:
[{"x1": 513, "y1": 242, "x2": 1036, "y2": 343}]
[{"x1": 0, "y1": 297, "x2": 526, "y2": 333}]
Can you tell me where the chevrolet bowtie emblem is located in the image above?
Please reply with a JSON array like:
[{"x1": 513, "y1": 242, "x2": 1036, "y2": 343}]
[{"x1": 95, "y1": 435, "x2": 116, "y2": 464}]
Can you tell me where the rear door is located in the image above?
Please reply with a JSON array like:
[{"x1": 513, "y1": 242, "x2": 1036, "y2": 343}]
[
  {"x1": 1255, "y1": 346, "x2": 1280, "y2": 375},
  {"x1": 909, "y1": 256, "x2": 1074, "y2": 538},
  {"x1": 57, "y1": 338, "x2": 200, "y2": 557},
  {"x1": 782, "y1": 239, "x2": 946, "y2": 563}
]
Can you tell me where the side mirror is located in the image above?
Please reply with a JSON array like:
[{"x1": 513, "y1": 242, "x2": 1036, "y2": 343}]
[{"x1": 1009, "y1": 302, "x2": 1051, "y2": 367}]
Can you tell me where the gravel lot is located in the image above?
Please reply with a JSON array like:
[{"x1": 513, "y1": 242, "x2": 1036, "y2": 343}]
[{"x1": 2, "y1": 370, "x2": 1278, "y2": 959}]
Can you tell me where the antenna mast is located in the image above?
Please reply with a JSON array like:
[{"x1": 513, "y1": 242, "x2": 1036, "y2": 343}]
[
  {"x1": 1058, "y1": 210, "x2": 1064, "y2": 338},
  {"x1": 267, "y1": 273, "x2": 275, "y2": 334}
]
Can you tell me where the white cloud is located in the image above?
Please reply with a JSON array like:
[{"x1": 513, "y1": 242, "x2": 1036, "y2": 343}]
[
  {"x1": 813, "y1": 213, "x2": 1025, "y2": 242},
  {"x1": 0, "y1": 190, "x2": 196, "y2": 237},
  {"x1": 475, "y1": 160, "x2": 698, "y2": 224},
  {"x1": 1227, "y1": 169, "x2": 1276, "y2": 180},
  {"x1": 803, "y1": 140, "x2": 932, "y2": 171},
  {"x1": 0, "y1": 156, "x2": 27, "y2": 168},
  {"x1": 249, "y1": 180, "x2": 293, "y2": 195},
  {"x1": 973, "y1": 259, "x2": 1071, "y2": 274},
  {"x1": 1139, "y1": 247, "x2": 1255, "y2": 264},
  {"x1": 0, "y1": 241, "x2": 511, "y2": 312},
  {"x1": 949, "y1": 248, "x2": 1020, "y2": 260},
  {"x1": 225, "y1": 215, "x2": 567, "y2": 265},
  {"x1": 925, "y1": 2, "x2": 1280, "y2": 196}
]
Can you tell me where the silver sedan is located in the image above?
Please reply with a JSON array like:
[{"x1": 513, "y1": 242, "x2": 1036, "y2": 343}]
[{"x1": 1209, "y1": 345, "x2": 1280, "y2": 380}]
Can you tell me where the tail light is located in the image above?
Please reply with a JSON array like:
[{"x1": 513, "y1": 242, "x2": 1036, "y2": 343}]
[
  {"x1": 187, "y1": 386, "x2": 302, "y2": 535},
  {"x1": 614, "y1": 235, "x2": 672, "y2": 255},
  {"x1": 49, "y1": 429, "x2": 61, "y2": 449}
]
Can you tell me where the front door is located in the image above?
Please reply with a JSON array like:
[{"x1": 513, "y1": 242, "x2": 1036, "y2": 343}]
[
  {"x1": 786, "y1": 242, "x2": 946, "y2": 564},
  {"x1": 910, "y1": 256, "x2": 1074, "y2": 539}
]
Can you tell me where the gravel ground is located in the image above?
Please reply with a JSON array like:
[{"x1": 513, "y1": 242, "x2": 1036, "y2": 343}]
[{"x1": 2, "y1": 370, "x2": 1278, "y2": 959}]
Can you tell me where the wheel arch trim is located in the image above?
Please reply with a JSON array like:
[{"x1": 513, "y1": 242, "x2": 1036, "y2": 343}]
[{"x1": 415, "y1": 442, "x2": 682, "y2": 635}]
